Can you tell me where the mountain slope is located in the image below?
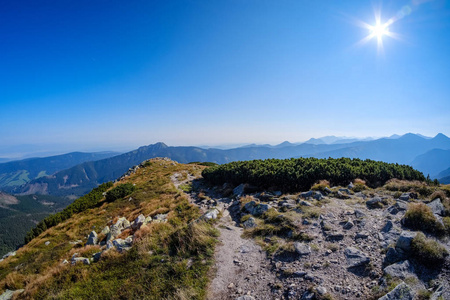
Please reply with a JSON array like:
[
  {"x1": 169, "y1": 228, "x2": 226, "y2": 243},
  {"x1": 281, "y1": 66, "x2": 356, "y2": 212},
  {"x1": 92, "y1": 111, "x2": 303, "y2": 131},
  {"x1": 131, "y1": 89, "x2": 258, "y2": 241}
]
[
  {"x1": 0, "y1": 151, "x2": 119, "y2": 191},
  {"x1": 0, "y1": 192, "x2": 69, "y2": 256},
  {"x1": 0, "y1": 159, "x2": 218, "y2": 299},
  {"x1": 410, "y1": 149, "x2": 450, "y2": 178}
]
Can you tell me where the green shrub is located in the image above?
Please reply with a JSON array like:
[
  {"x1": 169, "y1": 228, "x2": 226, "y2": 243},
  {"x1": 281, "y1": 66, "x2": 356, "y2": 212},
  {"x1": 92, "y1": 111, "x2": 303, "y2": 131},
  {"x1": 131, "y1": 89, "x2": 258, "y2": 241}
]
[
  {"x1": 105, "y1": 183, "x2": 136, "y2": 202},
  {"x1": 411, "y1": 232, "x2": 448, "y2": 266},
  {"x1": 202, "y1": 157, "x2": 425, "y2": 193},
  {"x1": 402, "y1": 203, "x2": 445, "y2": 236}
]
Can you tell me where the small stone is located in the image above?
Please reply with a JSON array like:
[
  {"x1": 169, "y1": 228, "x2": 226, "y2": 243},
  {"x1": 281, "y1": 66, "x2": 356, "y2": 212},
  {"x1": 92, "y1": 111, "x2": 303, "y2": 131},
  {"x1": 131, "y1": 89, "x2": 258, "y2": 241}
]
[
  {"x1": 316, "y1": 286, "x2": 327, "y2": 295},
  {"x1": 355, "y1": 231, "x2": 369, "y2": 239},
  {"x1": 343, "y1": 220, "x2": 354, "y2": 230},
  {"x1": 44, "y1": 241, "x2": 50, "y2": 246},
  {"x1": 354, "y1": 209, "x2": 366, "y2": 218},
  {"x1": 242, "y1": 217, "x2": 257, "y2": 229},
  {"x1": 294, "y1": 242, "x2": 311, "y2": 256},
  {"x1": 228, "y1": 282, "x2": 235, "y2": 289}
]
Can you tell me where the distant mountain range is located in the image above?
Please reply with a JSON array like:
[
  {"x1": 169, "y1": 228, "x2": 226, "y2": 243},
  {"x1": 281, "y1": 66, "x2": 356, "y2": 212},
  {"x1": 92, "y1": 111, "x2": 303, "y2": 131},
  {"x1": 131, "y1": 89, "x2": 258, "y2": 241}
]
[
  {"x1": 1, "y1": 133, "x2": 449, "y2": 197},
  {"x1": 0, "y1": 151, "x2": 120, "y2": 193}
]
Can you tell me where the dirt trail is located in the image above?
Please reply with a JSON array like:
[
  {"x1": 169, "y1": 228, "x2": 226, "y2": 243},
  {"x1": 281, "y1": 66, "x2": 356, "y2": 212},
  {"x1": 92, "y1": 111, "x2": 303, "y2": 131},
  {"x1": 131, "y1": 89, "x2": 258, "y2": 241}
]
[
  {"x1": 170, "y1": 173, "x2": 278, "y2": 300},
  {"x1": 208, "y1": 200, "x2": 278, "y2": 300}
]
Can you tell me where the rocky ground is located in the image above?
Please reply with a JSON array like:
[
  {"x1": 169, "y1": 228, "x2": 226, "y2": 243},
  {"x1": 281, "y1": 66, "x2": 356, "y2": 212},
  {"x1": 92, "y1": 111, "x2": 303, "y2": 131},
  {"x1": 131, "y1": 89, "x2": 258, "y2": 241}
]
[{"x1": 174, "y1": 174, "x2": 450, "y2": 300}]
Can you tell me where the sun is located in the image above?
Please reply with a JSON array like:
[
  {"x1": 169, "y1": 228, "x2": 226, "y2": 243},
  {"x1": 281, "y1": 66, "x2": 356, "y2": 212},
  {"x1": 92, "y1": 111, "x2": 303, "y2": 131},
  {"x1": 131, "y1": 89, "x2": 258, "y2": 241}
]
[{"x1": 370, "y1": 22, "x2": 389, "y2": 40}]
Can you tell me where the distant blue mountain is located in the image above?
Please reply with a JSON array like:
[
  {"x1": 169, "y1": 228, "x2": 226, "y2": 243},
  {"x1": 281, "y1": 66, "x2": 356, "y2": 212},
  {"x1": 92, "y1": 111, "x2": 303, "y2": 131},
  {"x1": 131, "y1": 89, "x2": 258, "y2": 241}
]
[
  {"x1": 13, "y1": 133, "x2": 450, "y2": 197},
  {"x1": 410, "y1": 149, "x2": 450, "y2": 178}
]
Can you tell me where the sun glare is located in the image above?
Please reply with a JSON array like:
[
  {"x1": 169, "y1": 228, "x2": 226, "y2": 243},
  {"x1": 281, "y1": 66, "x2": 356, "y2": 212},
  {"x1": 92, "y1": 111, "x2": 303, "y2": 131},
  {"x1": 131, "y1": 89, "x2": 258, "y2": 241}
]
[
  {"x1": 371, "y1": 22, "x2": 389, "y2": 40},
  {"x1": 353, "y1": 9, "x2": 402, "y2": 54}
]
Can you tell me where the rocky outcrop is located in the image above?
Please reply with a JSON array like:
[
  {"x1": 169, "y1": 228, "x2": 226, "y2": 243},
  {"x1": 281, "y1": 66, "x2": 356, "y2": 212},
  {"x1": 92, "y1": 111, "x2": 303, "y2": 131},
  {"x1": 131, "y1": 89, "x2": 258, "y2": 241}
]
[
  {"x1": 378, "y1": 282, "x2": 414, "y2": 300},
  {"x1": 344, "y1": 247, "x2": 370, "y2": 268}
]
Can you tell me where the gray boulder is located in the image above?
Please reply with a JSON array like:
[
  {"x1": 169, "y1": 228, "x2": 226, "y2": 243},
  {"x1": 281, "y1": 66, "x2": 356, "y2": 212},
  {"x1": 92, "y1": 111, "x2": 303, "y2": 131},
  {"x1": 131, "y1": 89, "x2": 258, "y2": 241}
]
[
  {"x1": 395, "y1": 200, "x2": 408, "y2": 211},
  {"x1": 396, "y1": 231, "x2": 417, "y2": 253},
  {"x1": 344, "y1": 247, "x2": 370, "y2": 268},
  {"x1": 242, "y1": 217, "x2": 257, "y2": 229},
  {"x1": 378, "y1": 282, "x2": 414, "y2": 300},
  {"x1": 243, "y1": 201, "x2": 257, "y2": 214},
  {"x1": 294, "y1": 242, "x2": 311, "y2": 256},
  {"x1": 366, "y1": 197, "x2": 383, "y2": 209},
  {"x1": 107, "y1": 225, "x2": 121, "y2": 241},
  {"x1": 383, "y1": 260, "x2": 415, "y2": 280},
  {"x1": 252, "y1": 203, "x2": 272, "y2": 216},
  {"x1": 86, "y1": 231, "x2": 98, "y2": 245},
  {"x1": 201, "y1": 209, "x2": 220, "y2": 220},
  {"x1": 313, "y1": 191, "x2": 324, "y2": 200},
  {"x1": 300, "y1": 191, "x2": 313, "y2": 198},
  {"x1": 384, "y1": 247, "x2": 404, "y2": 265},
  {"x1": 427, "y1": 199, "x2": 444, "y2": 216},
  {"x1": 348, "y1": 182, "x2": 354, "y2": 189},
  {"x1": 0, "y1": 289, "x2": 24, "y2": 300},
  {"x1": 153, "y1": 213, "x2": 168, "y2": 223},
  {"x1": 113, "y1": 238, "x2": 132, "y2": 252},
  {"x1": 101, "y1": 226, "x2": 110, "y2": 235},
  {"x1": 132, "y1": 214, "x2": 146, "y2": 230},
  {"x1": 300, "y1": 200, "x2": 313, "y2": 207},
  {"x1": 115, "y1": 217, "x2": 129, "y2": 230},
  {"x1": 233, "y1": 184, "x2": 245, "y2": 197}
]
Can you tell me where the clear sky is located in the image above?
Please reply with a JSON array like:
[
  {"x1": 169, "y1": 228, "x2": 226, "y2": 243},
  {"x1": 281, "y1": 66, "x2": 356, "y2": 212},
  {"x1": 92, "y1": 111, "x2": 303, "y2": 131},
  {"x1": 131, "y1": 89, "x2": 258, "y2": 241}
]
[{"x1": 1, "y1": 0, "x2": 449, "y2": 156}]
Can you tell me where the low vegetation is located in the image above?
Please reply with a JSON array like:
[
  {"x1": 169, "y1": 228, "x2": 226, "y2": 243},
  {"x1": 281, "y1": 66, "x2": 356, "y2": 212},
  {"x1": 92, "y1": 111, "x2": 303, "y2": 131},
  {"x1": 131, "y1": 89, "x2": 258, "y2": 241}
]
[
  {"x1": 402, "y1": 203, "x2": 446, "y2": 236},
  {"x1": 410, "y1": 232, "x2": 448, "y2": 266},
  {"x1": 202, "y1": 157, "x2": 425, "y2": 192},
  {"x1": 1, "y1": 159, "x2": 218, "y2": 299},
  {"x1": 105, "y1": 183, "x2": 136, "y2": 202}
]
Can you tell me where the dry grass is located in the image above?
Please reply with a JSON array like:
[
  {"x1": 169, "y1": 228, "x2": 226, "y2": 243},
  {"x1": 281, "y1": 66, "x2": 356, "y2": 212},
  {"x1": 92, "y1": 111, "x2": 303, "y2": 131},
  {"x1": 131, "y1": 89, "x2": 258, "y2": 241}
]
[
  {"x1": 0, "y1": 159, "x2": 216, "y2": 299},
  {"x1": 411, "y1": 232, "x2": 449, "y2": 265},
  {"x1": 311, "y1": 180, "x2": 330, "y2": 191},
  {"x1": 402, "y1": 203, "x2": 445, "y2": 236},
  {"x1": 384, "y1": 179, "x2": 433, "y2": 197}
]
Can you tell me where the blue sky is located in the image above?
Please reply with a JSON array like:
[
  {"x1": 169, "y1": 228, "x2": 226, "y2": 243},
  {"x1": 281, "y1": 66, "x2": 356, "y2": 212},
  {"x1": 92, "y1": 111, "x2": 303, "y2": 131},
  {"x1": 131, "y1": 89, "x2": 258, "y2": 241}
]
[{"x1": 1, "y1": 0, "x2": 449, "y2": 156}]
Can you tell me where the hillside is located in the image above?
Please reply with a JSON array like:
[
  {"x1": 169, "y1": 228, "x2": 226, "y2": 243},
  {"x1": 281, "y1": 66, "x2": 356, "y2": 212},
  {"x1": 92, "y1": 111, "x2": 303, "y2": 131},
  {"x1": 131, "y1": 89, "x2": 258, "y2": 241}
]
[
  {"x1": 0, "y1": 192, "x2": 70, "y2": 256},
  {"x1": 0, "y1": 158, "x2": 218, "y2": 299},
  {"x1": 0, "y1": 151, "x2": 119, "y2": 192},
  {"x1": 15, "y1": 133, "x2": 450, "y2": 198},
  {"x1": 1, "y1": 158, "x2": 449, "y2": 300}
]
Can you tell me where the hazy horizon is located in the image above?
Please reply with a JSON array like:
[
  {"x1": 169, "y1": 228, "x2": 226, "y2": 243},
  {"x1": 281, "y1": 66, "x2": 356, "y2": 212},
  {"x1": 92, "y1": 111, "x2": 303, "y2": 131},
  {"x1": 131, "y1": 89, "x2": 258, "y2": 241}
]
[
  {"x1": 1, "y1": 1, "x2": 449, "y2": 156},
  {"x1": 0, "y1": 132, "x2": 446, "y2": 159}
]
